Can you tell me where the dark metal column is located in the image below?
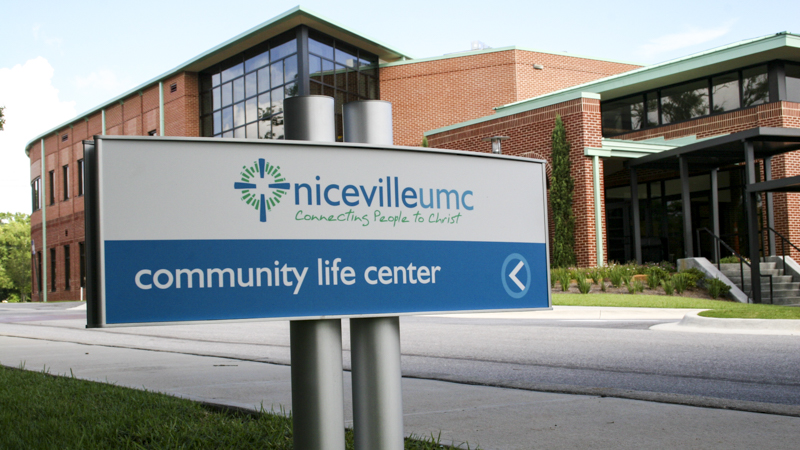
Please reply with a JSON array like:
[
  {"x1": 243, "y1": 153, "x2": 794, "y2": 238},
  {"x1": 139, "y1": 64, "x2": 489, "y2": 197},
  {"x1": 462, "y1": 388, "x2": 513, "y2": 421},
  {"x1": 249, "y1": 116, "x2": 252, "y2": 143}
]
[
  {"x1": 711, "y1": 169, "x2": 721, "y2": 263},
  {"x1": 295, "y1": 26, "x2": 311, "y2": 97},
  {"x1": 765, "y1": 156, "x2": 776, "y2": 256},
  {"x1": 744, "y1": 141, "x2": 762, "y2": 303},
  {"x1": 679, "y1": 156, "x2": 693, "y2": 258},
  {"x1": 630, "y1": 168, "x2": 642, "y2": 264}
]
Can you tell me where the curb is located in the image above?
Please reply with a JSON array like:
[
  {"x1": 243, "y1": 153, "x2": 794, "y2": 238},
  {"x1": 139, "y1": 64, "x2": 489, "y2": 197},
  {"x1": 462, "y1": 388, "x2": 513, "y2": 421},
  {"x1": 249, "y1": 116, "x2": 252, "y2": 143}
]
[{"x1": 652, "y1": 311, "x2": 800, "y2": 335}]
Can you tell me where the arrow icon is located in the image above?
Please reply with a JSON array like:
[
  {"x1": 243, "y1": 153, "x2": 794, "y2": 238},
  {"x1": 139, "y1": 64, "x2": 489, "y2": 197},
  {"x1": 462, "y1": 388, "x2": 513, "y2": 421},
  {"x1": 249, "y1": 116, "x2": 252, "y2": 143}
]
[{"x1": 508, "y1": 261, "x2": 526, "y2": 291}]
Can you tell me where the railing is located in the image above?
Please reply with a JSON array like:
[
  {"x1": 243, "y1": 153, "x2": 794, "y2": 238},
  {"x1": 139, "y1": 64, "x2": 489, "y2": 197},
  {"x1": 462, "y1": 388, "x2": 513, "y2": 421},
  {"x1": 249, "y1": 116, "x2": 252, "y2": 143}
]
[
  {"x1": 765, "y1": 225, "x2": 800, "y2": 275},
  {"x1": 696, "y1": 227, "x2": 773, "y2": 304}
]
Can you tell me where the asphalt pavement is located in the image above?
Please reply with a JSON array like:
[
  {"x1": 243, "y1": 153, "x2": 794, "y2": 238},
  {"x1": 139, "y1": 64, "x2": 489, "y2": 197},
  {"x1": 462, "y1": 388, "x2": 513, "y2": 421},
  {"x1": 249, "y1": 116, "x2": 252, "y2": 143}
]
[{"x1": 1, "y1": 302, "x2": 799, "y2": 449}]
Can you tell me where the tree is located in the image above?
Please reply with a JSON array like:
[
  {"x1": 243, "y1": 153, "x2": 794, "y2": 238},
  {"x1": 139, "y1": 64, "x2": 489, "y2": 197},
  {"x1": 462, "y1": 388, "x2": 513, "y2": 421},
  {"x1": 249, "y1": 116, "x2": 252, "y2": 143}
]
[
  {"x1": 0, "y1": 213, "x2": 32, "y2": 302},
  {"x1": 421, "y1": 136, "x2": 429, "y2": 147},
  {"x1": 0, "y1": 106, "x2": 5, "y2": 131},
  {"x1": 550, "y1": 115, "x2": 576, "y2": 268}
]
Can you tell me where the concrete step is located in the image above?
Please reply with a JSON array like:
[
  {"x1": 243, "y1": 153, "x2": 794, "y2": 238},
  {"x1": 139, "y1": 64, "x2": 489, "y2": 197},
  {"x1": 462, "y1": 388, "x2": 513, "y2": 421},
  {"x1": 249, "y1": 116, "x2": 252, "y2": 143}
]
[
  {"x1": 721, "y1": 268, "x2": 786, "y2": 278},
  {"x1": 741, "y1": 287, "x2": 800, "y2": 298},
  {"x1": 726, "y1": 275, "x2": 800, "y2": 288},
  {"x1": 719, "y1": 262, "x2": 777, "y2": 271},
  {"x1": 765, "y1": 297, "x2": 800, "y2": 306}
]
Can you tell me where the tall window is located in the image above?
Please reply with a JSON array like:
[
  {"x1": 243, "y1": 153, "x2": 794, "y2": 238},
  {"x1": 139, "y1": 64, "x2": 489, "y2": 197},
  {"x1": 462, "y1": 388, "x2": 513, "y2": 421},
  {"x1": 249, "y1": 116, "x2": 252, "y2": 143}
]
[
  {"x1": 48, "y1": 170, "x2": 55, "y2": 205},
  {"x1": 785, "y1": 63, "x2": 800, "y2": 103},
  {"x1": 50, "y1": 248, "x2": 56, "y2": 292},
  {"x1": 36, "y1": 252, "x2": 42, "y2": 293},
  {"x1": 62, "y1": 165, "x2": 70, "y2": 200},
  {"x1": 64, "y1": 245, "x2": 71, "y2": 290},
  {"x1": 31, "y1": 177, "x2": 41, "y2": 211},
  {"x1": 199, "y1": 27, "x2": 379, "y2": 142},
  {"x1": 77, "y1": 159, "x2": 85, "y2": 196},
  {"x1": 602, "y1": 64, "x2": 774, "y2": 136},
  {"x1": 79, "y1": 242, "x2": 86, "y2": 288}
]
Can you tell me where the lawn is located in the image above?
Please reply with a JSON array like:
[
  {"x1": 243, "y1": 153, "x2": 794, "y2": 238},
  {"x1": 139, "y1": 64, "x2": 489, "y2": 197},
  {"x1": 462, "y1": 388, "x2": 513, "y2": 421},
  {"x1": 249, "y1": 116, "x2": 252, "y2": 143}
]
[
  {"x1": 0, "y1": 365, "x2": 466, "y2": 450},
  {"x1": 552, "y1": 293, "x2": 800, "y2": 319}
]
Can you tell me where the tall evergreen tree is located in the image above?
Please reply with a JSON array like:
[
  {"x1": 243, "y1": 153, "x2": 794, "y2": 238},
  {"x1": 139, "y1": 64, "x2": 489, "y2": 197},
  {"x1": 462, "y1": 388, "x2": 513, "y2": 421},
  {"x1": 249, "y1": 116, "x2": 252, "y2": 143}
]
[{"x1": 550, "y1": 115, "x2": 576, "y2": 267}]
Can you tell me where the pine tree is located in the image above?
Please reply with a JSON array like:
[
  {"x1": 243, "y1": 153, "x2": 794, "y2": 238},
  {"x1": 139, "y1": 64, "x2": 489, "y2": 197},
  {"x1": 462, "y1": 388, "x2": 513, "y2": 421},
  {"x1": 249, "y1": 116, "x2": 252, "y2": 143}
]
[
  {"x1": 550, "y1": 115, "x2": 576, "y2": 267},
  {"x1": 421, "y1": 136, "x2": 429, "y2": 147}
]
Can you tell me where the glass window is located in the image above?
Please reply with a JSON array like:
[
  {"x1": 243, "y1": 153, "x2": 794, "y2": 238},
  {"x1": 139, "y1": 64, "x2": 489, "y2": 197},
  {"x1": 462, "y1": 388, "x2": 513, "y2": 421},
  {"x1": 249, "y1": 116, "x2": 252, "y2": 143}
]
[
  {"x1": 258, "y1": 92, "x2": 271, "y2": 121},
  {"x1": 221, "y1": 63, "x2": 243, "y2": 83},
  {"x1": 309, "y1": 55, "x2": 323, "y2": 81},
  {"x1": 271, "y1": 60, "x2": 284, "y2": 88},
  {"x1": 309, "y1": 37, "x2": 334, "y2": 59},
  {"x1": 661, "y1": 79, "x2": 709, "y2": 123},
  {"x1": 213, "y1": 111, "x2": 222, "y2": 135},
  {"x1": 77, "y1": 159, "x2": 84, "y2": 196},
  {"x1": 222, "y1": 106, "x2": 233, "y2": 131},
  {"x1": 271, "y1": 39, "x2": 297, "y2": 61},
  {"x1": 335, "y1": 65, "x2": 348, "y2": 91},
  {"x1": 650, "y1": 181, "x2": 661, "y2": 198},
  {"x1": 49, "y1": 170, "x2": 55, "y2": 205},
  {"x1": 245, "y1": 51, "x2": 269, "y2": 73},
  {"x1": 211, "y1": 73, "x2": 220, "y2": 87},
  {"x1": 50, "y1": 248, "x2": 56, "y2": 292},
  {"x1": 335, "y1": 47, "x2": 358, "y2": 68},
  {"x1": 234, "y1": 126, "x2": 246, "y2": 139},
  {"x1": 62, "y1": 165, "x2": 69, "y2": 200},
  {"x1": 602, "y1": 95, "x2": 646, "y2": 136},
  {"x1": 258, "y1": 66, "x2": 270, "y2": 93},
  {"x1": 233, "y1": 78, "x2": 245, "y2": 103},
  {"x1": 246, "y1": 122, "x2": 258, "y2": 139},
  {"x1": 605, "y1": 186, "x2": 631, "y2": 199},
  {"x1": 645, "y1": 92, "x2": 659, "y2": 127},
  {"x1": 742, "y1": 65, "x2": 769, "y2": 107},
  {"x1": 31, "y1": 177, "x2": 41, "y2": 211},
  {"x1": 221, "y1": 82, "x2": 233, "y2": 107},
  {"x1": 233, "y1": 102, "x2": 246, "y2": 128},
  {"x1": 246, "y1": 98, "x2": 258, "y2": 124},
  {"x1": 285, "y1": 82, "x2": 298, "y2": 99},
  {"x1": 64, "y1": 245, "x2": 71, "y2": 291},
  {"x1": 284, "y1": 55, "x2": 298, "y2": 85},
  {"x1": 786, "y1": 63, "x2": 800, "y2": 103},
  {"x1": 322, "y1": 59, "x2": 335, "y2": 86},
  {"x1": 212, "y1": 87, "x2": 221, "y2": 111},
  {"x1": 245, "y1": 72, "x2": 257, "y2": 99},
  {"x1": 712, "y1": 72, "x2": 739, "y2": 113},
  {"x1": 201, "y1": 91, "x2": 213, "y2": 115}
]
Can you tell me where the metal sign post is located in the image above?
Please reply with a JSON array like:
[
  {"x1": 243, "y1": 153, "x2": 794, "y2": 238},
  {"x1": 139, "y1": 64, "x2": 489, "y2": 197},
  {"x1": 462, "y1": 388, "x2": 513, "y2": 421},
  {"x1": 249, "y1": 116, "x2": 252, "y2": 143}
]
[
  {"x1": 344, "y1": 101, "x2": 405, "y2": 450},
  {"x1": 284, "y1": 96, "x2": 346, "y2": 450}
]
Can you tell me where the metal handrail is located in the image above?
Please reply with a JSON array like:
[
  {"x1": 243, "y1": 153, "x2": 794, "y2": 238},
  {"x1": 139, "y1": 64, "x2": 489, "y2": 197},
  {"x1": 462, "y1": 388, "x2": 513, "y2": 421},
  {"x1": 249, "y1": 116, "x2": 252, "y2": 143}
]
[
  {"x1": 765, "y1": 225, "x2": 800, "y2": 274},
  {"x1": 696, "y1": 227, "x2": 773, "y2": 304}
]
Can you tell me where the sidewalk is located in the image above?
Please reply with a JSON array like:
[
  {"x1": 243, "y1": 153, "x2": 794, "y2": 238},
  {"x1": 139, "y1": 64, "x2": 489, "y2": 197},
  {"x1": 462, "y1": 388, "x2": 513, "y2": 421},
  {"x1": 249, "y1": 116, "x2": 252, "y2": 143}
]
[{"x1": 1, "y1": 303, "x2": 799, "y2": 449}]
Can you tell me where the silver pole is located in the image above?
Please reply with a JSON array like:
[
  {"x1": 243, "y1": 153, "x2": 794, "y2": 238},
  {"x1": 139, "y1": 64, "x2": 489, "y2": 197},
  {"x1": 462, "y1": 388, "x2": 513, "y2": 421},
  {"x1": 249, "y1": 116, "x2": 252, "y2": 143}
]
[
  {"x1": 284, "y1": 95, "x2": 345, "y2": 450},
  {"x1": 343, "y1": 100, "x2": 405, "y2": 450}
]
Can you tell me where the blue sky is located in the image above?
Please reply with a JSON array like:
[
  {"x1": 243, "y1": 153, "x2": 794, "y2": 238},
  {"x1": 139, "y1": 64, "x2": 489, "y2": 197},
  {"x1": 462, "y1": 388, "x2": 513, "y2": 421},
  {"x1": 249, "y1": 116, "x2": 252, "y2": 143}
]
[{"x1": 1, "y1": 0, "x2": 798, "y2": 214}]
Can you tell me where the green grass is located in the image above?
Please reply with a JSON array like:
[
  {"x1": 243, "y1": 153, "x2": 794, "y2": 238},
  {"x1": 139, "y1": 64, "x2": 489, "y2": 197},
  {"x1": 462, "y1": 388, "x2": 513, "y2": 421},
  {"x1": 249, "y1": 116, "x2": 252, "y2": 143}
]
[
  {"x1": 552, "y1": 293, "x2": 800, "y2": 320},
  {"x1": 0, "y1": 365, "x2": 468, "y2": 449}
]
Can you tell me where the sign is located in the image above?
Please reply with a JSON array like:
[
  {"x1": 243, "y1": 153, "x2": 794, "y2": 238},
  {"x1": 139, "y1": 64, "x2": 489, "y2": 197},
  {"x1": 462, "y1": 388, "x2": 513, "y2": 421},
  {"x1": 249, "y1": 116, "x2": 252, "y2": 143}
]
[{"x1": 87, "y1": 136, "x2": 551, "y2": 326}]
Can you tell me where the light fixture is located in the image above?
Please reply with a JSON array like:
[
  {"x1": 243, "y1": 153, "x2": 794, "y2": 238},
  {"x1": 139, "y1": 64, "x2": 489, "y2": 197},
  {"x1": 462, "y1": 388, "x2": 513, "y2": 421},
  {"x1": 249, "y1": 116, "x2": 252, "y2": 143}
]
[{"x1": 482, "y1": 136, "x2": 510, "y2": 154}]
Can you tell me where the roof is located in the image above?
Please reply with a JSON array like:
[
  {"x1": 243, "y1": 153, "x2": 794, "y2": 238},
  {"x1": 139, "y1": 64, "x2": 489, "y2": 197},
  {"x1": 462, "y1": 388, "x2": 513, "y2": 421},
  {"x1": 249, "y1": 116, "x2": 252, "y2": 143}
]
[
  {"x1": 25, "y1": 5, "x2": 412, "y2": 155},
  {"x1": 627, "y1": 127, "x2": 800, "y2": 172},
  {"x1": 426, "y1": 32, "x2": 800, "y2": 137}
]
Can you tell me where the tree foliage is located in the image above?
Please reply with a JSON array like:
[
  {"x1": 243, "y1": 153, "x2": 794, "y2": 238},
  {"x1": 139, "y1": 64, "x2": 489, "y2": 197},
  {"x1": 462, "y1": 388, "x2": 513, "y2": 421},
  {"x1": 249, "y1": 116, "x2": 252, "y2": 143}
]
[
  {"x1": 550, "y1": 115, "x2": 576, "y2": 268},
  {"x1": 0, "y1": 106, "x2": 5, "y2": 131},
  {"x1": 0, "y1": 213, "x2": 32, "y2": 302}
]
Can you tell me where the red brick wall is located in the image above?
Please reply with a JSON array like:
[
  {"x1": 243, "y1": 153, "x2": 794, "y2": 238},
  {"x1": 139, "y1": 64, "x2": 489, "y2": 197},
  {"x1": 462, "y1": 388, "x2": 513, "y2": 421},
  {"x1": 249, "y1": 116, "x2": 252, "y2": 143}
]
[
  {"x1": 28, "y1": 72, "x2": 200, "y2": 300},
  {"x1": 380, "y1": 49, "x2": 639, "y2": 147},
  {"x1": 428, "y1": 97, "x2": 605, "y2": 267}
]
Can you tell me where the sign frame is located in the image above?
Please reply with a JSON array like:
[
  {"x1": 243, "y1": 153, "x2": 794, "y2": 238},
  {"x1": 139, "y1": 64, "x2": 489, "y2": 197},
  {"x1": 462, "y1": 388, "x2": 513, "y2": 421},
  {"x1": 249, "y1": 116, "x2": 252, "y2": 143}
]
[{"x1": 85, "y1": 135, "x2": 551, "y2": 328}]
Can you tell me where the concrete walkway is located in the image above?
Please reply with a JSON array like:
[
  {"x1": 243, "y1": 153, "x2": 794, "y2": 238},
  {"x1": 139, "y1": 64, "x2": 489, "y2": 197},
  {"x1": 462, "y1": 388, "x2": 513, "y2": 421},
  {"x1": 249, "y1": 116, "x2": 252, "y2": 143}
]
[{"x1": 1, "y1": 303, "x2": 799, "y2": 449}]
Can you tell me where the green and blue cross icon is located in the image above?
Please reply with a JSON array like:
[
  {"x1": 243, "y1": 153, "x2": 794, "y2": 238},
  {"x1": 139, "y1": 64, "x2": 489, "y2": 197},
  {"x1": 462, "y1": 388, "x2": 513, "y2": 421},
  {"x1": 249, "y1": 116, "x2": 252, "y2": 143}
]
[{"x1": 233, "y1": 158, "x2": 290, "y2": 222}]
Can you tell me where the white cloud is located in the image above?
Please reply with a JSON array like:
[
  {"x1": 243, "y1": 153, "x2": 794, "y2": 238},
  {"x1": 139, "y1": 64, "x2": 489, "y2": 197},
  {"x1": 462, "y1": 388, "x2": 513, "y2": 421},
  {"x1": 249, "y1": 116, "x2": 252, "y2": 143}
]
[
  {"x1": 0, "y1": 57, "x2": 77, "y2": 214},
  {"x1": 637, "y1": 21, "x2": 737, "y2": 60},
  {"x1": 75, "y1": 69, "x2": 126, "y2": 92}
]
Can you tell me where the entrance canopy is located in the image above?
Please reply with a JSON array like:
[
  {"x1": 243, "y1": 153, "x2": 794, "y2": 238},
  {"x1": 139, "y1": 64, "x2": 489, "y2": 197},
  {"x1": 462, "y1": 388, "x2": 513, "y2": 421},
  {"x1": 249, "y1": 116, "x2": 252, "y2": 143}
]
[
  {"x1": 627, "y1": 127, "x2": 800, "y2": 192},
  {"x1": 624, "y1": 127, "x2": 800, "y2": 303}
]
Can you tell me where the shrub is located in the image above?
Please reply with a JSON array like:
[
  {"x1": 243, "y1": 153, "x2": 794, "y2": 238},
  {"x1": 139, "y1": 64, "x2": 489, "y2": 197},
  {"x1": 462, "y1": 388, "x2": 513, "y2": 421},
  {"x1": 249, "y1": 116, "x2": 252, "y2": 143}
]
[
  {"x1": 577, "y1": 277, "x2": 592, "y2": 294},
  {"x1": 720, "y1": 255, "x2": 747, "y2": 264},
  {"x1": 550, "y1": 268, "x2": 561, "y2": 288},
  {"x1": 680, "y1": 267, "x2": 705, "y2": 288},
  {"x1": 559, "y1": 270, "x2": 571, "y2": 292},
  {"x1": 706, "y1": 277, "x2": 732, "y2": 299},
  {"x1": 633, "y1": 279, "x2": 644, "y2": 293},
  {"x1": 600, "y1": 281, "x2": 607, "y2": 292},
  {"x1": 646, "y1": 267, "x2": 669, "y2": 289},
  {"x1": 626, "y1": 279, "x2": 636, "y2": 294},
  {"x1": 608, "y1": 267, "x2": 624, "y2": 288},
  {"x1": 672, "y1": 273, "x2": 689, "y2": 294},
  {"x1": 587, "y1": 269, "x2": 602, "y2": 285},
  {"x1": 661, "y1": 278, "x2": 675, "y2": 296}
]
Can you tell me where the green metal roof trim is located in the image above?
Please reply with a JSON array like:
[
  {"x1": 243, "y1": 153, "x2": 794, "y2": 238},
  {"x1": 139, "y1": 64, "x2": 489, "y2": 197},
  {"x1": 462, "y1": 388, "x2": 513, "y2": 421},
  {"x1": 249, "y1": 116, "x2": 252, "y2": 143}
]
[
  {"x1": 424, "y1": 92, "x2": 600, "y2": 137},
  {"x1": 496, "y1": 32, "x2": 800, "y2": 114},
  {"x1": 25, "y1": 5, "x2": 412, "y2": 155},
  {"x1": 380, "y1": 45, "x2": 640, "y2": 68},
  {"x1": 425, "y1": 32, "x2": 798, "y2": 139},
  {"x1": 584, "y1": 134, "x2": 726, "y2": 159}
]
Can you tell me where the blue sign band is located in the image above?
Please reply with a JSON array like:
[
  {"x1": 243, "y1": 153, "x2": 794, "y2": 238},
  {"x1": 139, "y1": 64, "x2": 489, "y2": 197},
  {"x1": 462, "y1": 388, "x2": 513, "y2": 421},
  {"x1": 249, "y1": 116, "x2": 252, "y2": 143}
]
[{"x1": 104, "y1": 239, "x2": 548, "y2": 324}]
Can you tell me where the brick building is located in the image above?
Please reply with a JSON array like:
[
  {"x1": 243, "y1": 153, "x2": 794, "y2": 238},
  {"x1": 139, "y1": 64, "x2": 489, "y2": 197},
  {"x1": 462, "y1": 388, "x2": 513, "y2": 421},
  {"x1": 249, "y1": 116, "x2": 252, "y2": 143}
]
[{"x1": 25, "y1": 6, "x2": 800, "y2": 301}]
